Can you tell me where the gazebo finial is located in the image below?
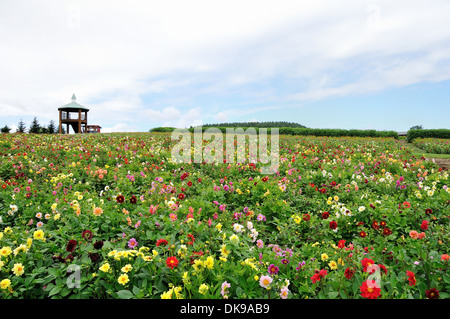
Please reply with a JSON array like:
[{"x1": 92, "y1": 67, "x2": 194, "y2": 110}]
[{"x1": 72, "y1": 93, "x2": 76, "y2": 102}]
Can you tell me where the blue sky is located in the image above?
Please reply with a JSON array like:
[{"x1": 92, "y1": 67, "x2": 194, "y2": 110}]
[{"x1": 1, "y1": 0, "x2": 449, "y2": 133}]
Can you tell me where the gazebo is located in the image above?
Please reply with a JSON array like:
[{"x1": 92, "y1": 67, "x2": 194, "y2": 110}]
[{"x1": 58, "y1": 94, "x2": 89, "y2": 134}]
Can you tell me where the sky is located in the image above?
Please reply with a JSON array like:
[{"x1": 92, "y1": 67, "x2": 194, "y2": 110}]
[{"x1": 1, "y1": 0, "x2": 450, "y2": 133}]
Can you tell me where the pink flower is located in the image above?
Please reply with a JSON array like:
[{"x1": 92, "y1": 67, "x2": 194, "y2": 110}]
[{"x1": 409, "y1": 230, "x2": 419, "y2": 239}]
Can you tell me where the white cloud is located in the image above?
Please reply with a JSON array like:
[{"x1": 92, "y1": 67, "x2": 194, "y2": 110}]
[{"x1": 0, "y1": 0, "x2": 450, "y2": 129}]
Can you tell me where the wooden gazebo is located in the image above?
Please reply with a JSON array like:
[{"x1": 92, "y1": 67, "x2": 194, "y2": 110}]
[{"x1": 58, "y1": 94, "x2": 89, "y2": 134}]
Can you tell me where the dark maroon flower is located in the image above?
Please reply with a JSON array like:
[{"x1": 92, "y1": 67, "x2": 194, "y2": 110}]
[
  {"x1": 66, "y1": 239, "x2": 77, "y2": 252},
  {"x1": 88, "y1": 252, "x2": 100, "y2": 262},
  {"x1": 329, "y1": 221, "x2": 337, "y2": 230},
  {"x1": 129, "y1": 195, "x2": 137, "y2": 204},
  {"x1": 82, "y1": 229, "x2": 93, "y2": 240},
  {"x1": 93, "y1": 241, "x2": 104, "y2": 249},
  {"x1": 426, "y1": 288, "x2": 439, "y2": 299},
  {"x1": 116, "y1": 195, "x2": 125, "y2": 203},
  {"x1": 322, "y1": 212, "x2": 329, "y2": 219}
]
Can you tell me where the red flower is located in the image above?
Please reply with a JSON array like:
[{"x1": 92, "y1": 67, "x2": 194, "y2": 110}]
[
  {"x1": 360, "y1": 280, "x2": 381, "y2": 299},
  {"x1": 361, "y1": 258, "x2": 375, "y2": 273},
  {"x1": 156, "y1": 238, "x2": 168, "y2": 246},
  {"x1": 129, "y1": 195, "x2": 137, "y2": 204},
  {"x1": 187, "y1": 181, "x2": 193, "y2": 187},
  {"x1": 379, "y1": 264, "x2": 388, "y2": 275},
  {"x1": 311, "y1": 269, "x2": 328, "y2": 284},
  {"x1": 372, "y1": 221, "x2": 379, "y2": 230},
  {"x1": 382, "y1": 227, "x2": 392, "y2": 236},
  {"x1": 344, "y1": 267, "x2": 355, "y2": 280},
  {"x1": 337, "y1": 240, "x2": 346, "y2": 249},
  {"x1": 303, "y1": 214, "x2": 310, "y2": 221},
  {"x1": 178, "y1": 193, "x2": 185, "y2": 200},
  {"x1": 406, "y1": 271, "x2": 416, "y2": 286},
  {"x1": 359, "y1": 231, "x2": 367, "y2": 238},
  {"x1": 426, "y1": 288, "x2": 439, "y2": 299},
  {"x1": 402, "y1": 201, "x2": 411, "y2": 209},
  {"x1": 420, "y1": 220, "x2": 429, "y2": 230},
  {"x1": 329, "y1": 221, "x2": 337, "y2": 230},
  {"x1": 425, "y1": 208, "x2": 433, "y2": 215},
  {"x1": 322, "y1": 212, "x2": 329, "y2": 219},
  {"x1": 187, "y1": 233, "x2": 195, "y2": 245},
  {"x1": 116, "y1": 195, "x2": 125, "y2": 203},
  {"x1": 166, "y1": 256, "x2": 179, "y2": 269}
]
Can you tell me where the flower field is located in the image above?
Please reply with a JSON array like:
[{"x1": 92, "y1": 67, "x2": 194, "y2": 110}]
[
  {"x1": 412, "y1": 138, "x2": 450, "y2": 155},
  {"x1": 0, "y1": 132, "x2": 449, "y2": 299}
]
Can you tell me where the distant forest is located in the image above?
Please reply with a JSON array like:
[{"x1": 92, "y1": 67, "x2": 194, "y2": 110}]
[{"x1": 192, "y1": 121, "x2": 307, "y2": 128}]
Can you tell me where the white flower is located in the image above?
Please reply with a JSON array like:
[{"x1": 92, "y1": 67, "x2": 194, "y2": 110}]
[
  {"x1": 358, "y1": 206, "x2": 366, "y2": 212},
  {"x1": 233, "y1": 224, "x2": 244, "y2": 233}
]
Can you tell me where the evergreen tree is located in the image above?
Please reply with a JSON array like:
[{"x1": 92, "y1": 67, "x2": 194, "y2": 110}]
[
  {"x1": 17, "y1": 119, "x2": 26, "y2": 133},
  {"x1": 1, "y1": 125, "x2": 11, "y2": 133},
  {"x1": 47, "y1": 120, "x2": 56, "y2": 134},
  {"x1": 28, "y1": 117, "x2": 41, "y2": 134}
]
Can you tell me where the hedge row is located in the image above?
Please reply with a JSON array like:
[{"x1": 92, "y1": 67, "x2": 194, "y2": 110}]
[
  {"x1": 406, "y1": 129, "x2": 450, "y2": 143},
  {"x1": 152, "y1": 126, "x2": 399, "y2": 139}
]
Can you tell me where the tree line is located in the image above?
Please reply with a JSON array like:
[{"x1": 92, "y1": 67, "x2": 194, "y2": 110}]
[
  {"x1": 1, "y1": 117, "x2": 65, "y2": 134},
  {"x1": 193, "y1": 121, "x2": 307, "y2": 128}
]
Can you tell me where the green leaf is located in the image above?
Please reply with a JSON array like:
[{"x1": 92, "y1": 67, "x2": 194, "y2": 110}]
[
  {"x1": 328, "y1": 291, "x2": 339, "y2": 299},
  {"x1": 117, "y1": 290, "x2": 134, "y2": 299},
  {"x1": 49, "y1": 286, "x2": 62, "y2": 297}
]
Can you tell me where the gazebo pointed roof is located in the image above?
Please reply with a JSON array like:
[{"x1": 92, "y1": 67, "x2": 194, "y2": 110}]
[{"x1": 58, "y1": 94, "x2": 89, "y2": 111}]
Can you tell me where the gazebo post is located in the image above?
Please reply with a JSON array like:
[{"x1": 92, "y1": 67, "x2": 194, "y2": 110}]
[{"x1": 59, "y1": 110, "x2": 62, "y2": 133}]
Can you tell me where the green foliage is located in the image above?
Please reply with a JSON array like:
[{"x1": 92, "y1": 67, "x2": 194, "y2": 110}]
[
  {"x1": 1, "y1": 125, "x2": 11, "y2": 133},
  {"x1": 406, "y1": 129, "x2": 450, "y2": 143},
  {"x1": 149, "y1": 127, "x2": 177, "y2": 132}
]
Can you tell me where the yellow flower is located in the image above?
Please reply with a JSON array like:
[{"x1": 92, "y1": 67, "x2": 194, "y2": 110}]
[
  {"x1": 4, "y1": 227, "x2": 12, "y2": 235},
  {"x1": 118, "y1": 274, "x2": 129, "y2": 285},
  {"x1": 192, "y1": 259, "x2": 204, "y2": 272},
  {"x1": 54, "y1": 214, "x2": 61, "y2": 220},
  {"x1": 204, "y1": 256, "x2": 214, "y2": 270},
  {"x1": 229, "y1": 234, "x2": 239, "y2": 243},
  {"x1": 198, "y1": 283, "x2": 209, "y2": 295},
  {"x1": 121, "y1": 264, "x2": 133, "y2": 273},
  {"x1": 220, "y1": 245, "x2": 230, "y2": 257},
  {"x1": 161, "y1": 290, "x2": 173, "y2": 299},
  {"x1": 328, "y1": 260, "x2": 338, "y2": 270},
  {"x1": 33, "y1": 229, "x2": 45, "y2": 241},
  {"x1": 321, "y1": 253, "x2": 328, "y2": 261},
  {"x1": 182, "y1": 271, "x2": 190, "y2": 284},
  {"x1": 13, "y1": 244, "x2": 28, "y2": 256},
  {"x1": 0, "y1": 279, "x2": 11, "y2": 290},
  {"x1": 99, "y1": 263, "x2": 111, "y2": 273},
  {"x1": 0, "y1": 246, "x2": 12, "y2": 258},
  {"x1": 26, "y1": 238, "x2": 33, "y2": 248},
  {"x1": 12, "y1": 263, "x2": 25, "y2": 276},
  {"x1": 216, "y1": 223, "x2": 222, "y2": 232}
]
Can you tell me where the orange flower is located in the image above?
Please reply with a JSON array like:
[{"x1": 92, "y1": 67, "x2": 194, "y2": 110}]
[
  {"x1": 93, "y1": 207, "x2": 103, "y2": 216},
  {"x1": 409, "y1": 230, "x2": 419, "y2": 239}
]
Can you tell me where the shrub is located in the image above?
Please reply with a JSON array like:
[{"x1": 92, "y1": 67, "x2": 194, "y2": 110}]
[{"x1": 406, "y1": 129, "x2": 450, "y2": 143}]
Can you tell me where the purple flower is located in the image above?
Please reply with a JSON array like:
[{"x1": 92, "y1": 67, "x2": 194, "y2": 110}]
[
  {"x1": 296, "y1": 261, "x2": 306, "y2": 271},
  {"x1": 128, "y1": 238, "x2": 138, "y2": 249},
  {"x1": 268, "y1": 264, "x2": 279, "y2": 275}
]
